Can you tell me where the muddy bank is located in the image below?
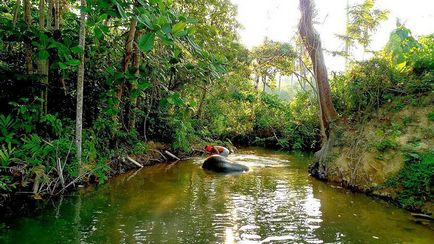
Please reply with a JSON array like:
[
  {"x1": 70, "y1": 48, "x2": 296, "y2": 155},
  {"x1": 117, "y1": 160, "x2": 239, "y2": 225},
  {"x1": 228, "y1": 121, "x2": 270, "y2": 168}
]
[{"x1": 310, "y1": 95, "x2": 434, "y2": 215}]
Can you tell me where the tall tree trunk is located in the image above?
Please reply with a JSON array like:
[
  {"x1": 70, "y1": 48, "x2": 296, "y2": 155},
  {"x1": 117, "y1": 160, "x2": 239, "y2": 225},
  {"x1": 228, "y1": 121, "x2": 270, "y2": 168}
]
[
  {"x1": 38, "y1": 0, "x2": 45, "y2": 27},
  {"x1": 38, "y1": 0, "x2": 49, "y2": 114},
  {"x1": 196, "y1": 85, "x2": 207, "y2": 119},
  {"x1": 75, "y1": 0, "x2": 86, "y2": 169},
  {"x1": 298, "y1": 0, "x2": 338, "y2": 179},
  {"x1": 278, "y1": 75, "x2": 282, "y2": 92},
  {"x1": 128, "y1": 29, "x2": 141, "y2": 131},
  {"x1": 13, "y1": 0, "x2": 21, "y2": 28},
  {"x1": 115, "y1": 19, "x2": 137, "y2": 123},
  {"x1": 24, "y1": 0, "x2": 33, "y2": 75},
  {"x1": 254, "y1": 76, "x2": 259, "y2": 90},
  {"x1": 54, "y1": 0, "x2": 60, "y2": 30},
  {"x1": 46, "y1": 0, "x2": 53, "y2": 30},
  {"x1": 262, "y1": 76, "x2": 266, "y2": 92}
]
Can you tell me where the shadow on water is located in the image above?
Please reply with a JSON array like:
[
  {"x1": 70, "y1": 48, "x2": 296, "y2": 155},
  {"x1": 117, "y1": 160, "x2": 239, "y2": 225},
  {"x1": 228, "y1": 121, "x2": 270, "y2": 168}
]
[{"x1": 0, "y1": 147, "x2": 433, "y2": 243}]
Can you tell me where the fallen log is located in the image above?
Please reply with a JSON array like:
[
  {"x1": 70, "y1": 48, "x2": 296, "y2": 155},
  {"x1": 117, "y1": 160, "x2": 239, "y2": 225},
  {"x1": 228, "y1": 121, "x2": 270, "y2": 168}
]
[
  {"x1": 411, "y1": 213, "x2": 434, "y2": 221},
  {"x1": 126, "y1": 156, "x2": 143, "y2": 168},
  {"x1": 165, "y1": 150, "x2": 180, "y2": 161}
]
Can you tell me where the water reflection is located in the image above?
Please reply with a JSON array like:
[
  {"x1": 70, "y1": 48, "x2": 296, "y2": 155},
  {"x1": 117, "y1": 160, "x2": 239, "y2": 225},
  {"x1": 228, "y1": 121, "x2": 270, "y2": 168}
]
[{"x1": 0, "y1": 148, "x2": 433, "y2": 243}]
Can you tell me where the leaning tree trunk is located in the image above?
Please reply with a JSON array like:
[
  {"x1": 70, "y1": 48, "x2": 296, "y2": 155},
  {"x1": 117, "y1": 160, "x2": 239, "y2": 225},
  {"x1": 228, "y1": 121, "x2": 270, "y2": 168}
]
[
  {"x1": 298, "y1": 0, "x2": 338, "y2": 179},
  {"x1": 75, "y1": 0, "x2": 86, "y2": 170},
  {"x1": 24, "y1": 0, "x2": 33, "y2": 75},
  {"x1": 128, "y1": 29, "x2": 142, "y2": 131}
]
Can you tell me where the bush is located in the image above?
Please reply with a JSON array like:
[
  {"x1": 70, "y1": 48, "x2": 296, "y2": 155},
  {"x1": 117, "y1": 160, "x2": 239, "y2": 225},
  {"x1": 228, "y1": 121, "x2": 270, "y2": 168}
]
[{"x1": 345, "y1": 59, "x2": 398, "y2": 113}]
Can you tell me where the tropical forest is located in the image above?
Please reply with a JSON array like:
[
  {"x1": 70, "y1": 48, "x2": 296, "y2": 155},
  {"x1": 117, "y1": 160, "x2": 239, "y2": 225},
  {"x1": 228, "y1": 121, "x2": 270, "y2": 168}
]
[{"x1": 0, "y1": 0, "x2": 433, "y2": 242}]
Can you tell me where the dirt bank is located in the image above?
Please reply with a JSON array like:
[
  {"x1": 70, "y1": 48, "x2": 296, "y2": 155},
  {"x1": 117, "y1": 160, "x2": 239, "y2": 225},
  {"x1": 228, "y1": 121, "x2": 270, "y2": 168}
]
[{"x1": 322, "y1": 94, "x2": 434, "y2": 214}]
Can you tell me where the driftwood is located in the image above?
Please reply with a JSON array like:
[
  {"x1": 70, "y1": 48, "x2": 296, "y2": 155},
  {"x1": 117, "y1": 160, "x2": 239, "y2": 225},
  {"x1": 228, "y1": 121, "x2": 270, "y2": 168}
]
[
  {"x1": 411, "y1": 213, "x2": 434, "y2": 221},
  {"x1": 57, "y1": 157, "x2": 65, "y2": 188},
  {"x1": 126, "y1": 156, "x2": 143, "y2": 168},
  {"x1": 151, "y1": 149, "x2": 167, "y2": 160},
  {"x1": 164, "y1": 150, "x2": 180, "y2": 161}
]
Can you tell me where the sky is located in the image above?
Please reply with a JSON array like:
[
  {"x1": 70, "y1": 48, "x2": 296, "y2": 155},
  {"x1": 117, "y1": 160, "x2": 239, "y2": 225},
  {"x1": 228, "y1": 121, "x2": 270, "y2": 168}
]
[{"x1": 230, "y1": 0, "x2": 434, "y2": 72}]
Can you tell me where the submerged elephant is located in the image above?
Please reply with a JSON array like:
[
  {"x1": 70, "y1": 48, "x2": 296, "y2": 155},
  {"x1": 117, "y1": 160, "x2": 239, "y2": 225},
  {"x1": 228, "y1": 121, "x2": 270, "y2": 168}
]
[{"x1": 202, "y1": 155, "x2": 249, "y2": 173}]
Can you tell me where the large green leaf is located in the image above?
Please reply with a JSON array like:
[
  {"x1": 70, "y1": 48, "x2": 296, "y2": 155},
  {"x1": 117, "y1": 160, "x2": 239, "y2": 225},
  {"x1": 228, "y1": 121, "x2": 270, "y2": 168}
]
[
  {"x1": 66, "y1": 59, "x2": 81, "y2": 66},
  {"x1": 116, "y1": 2, "x2": 127, "y2": 19},
  {"x1": 138, "y1": 33, "x2": 155, "y2": 52},
  {"x1": 172, "y1": 22, "x2": 186, "y2": 34}
]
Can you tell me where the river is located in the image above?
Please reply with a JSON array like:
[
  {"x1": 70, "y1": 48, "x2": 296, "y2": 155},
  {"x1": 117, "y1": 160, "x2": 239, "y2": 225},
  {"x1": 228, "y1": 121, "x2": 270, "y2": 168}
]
[{"x1": 0, "y1": 147, "x2": 433, "y2": 243}]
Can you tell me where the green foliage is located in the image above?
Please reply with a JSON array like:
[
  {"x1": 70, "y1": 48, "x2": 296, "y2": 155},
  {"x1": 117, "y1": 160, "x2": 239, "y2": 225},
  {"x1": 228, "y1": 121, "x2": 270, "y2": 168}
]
[
  {"x1": 383, "y1": 23, "x2": 419, "y2": 69},
  {"x1": 402, "y1": 115, "x2": 412, "y2": 126},
  {"x1": 409, "y1": 35, "x2": 434, "y2": 74},
  {"x1": 337, "y1": 59, "x2": 398, "y2": 114},
  {"x1": 0, "y1": 143, "x2": 15, "y2": 167},
  {"x1": 384, "y1": 151, "x2": 434, "y2": 209},
  {"x1": 428, "y1": 111, "x2": 434, "y2": 122},
  {"x1": 0, "y1": 175, "x2": 15, "y2": 192},
  {"x1": 371, "y1": 138, "x2": 397, "y2": 152},
  {"x1": 340, "y1": 0, "x2": 389, "y2": 52}
]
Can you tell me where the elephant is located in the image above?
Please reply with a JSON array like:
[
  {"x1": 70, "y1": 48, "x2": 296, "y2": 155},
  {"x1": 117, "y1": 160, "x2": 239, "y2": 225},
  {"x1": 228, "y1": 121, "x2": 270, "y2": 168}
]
[{"x1": 202, "y1": 155, "x2": 249, "y2": 173}]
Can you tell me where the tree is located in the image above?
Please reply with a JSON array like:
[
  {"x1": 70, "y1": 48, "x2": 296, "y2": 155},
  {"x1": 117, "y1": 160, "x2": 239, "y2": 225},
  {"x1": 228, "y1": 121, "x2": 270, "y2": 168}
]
[
  {"x1": 338, "y1": 0, "x2": 389, "y2": 63},
  {"x1": 298, "y1": 0, "x2": 338, "y2": 179},
  {"x1": 75, "y1": 0, "x2": 86, "y2": 168},
  {"x1": 24, "y1": 0, "x2": 33, "y2": 74},
  {"x1": 37, "y1": 0, "x2": 49, "y2": 114},
  {"x1": 251, "y1": 39, "x2": 295, "y2": 92}
]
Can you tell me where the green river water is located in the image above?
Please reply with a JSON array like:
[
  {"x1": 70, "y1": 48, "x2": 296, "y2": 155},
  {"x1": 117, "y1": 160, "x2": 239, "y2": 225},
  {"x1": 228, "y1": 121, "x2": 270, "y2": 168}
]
[{"x1": 0, "y1": 147, "x2": 433, "y2": 243}]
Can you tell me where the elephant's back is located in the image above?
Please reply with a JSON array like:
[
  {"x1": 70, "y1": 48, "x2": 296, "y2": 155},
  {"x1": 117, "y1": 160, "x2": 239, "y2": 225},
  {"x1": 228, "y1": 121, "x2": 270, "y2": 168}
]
[{"x1": 202, "y1": 155, "x2": 249, "y2": 172}]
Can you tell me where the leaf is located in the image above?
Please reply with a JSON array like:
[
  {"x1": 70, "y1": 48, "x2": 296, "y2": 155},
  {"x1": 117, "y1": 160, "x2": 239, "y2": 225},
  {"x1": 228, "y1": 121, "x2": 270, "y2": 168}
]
[
  {"x1": 161, "y1": 24, "x2": 171, "y2": 34},
  {"x1": 58, "y1": 62, "x2": 68, "y2": 69},
  {"x1": 98, "y1": 13, "x2": 108, "y2": 22},
  {"x1": 174, "y1": 30, "x2": 188, "y2": 38},
  {"x1": 137, "y1": 14, "x2": 153, "y2": 29},
  {"x1": 172, "y1": 22, "x2": 186, "y2": 34},
  {"x1": 71, "y1": 46, "x2": 83, "y2": 54},
  {"x1": 66, "y1": 59, "x2": 81, "y2": 66},
  {"x1": 138, "y1": 80, "x2": 151, "y2": 90},
  {"x1": 94, "y1": 27, "x2": 103, "y2": 39},
  {"x1": 37, "y1": 50, "x2": 49, "y2": 60},
  {"x1": 137, "y1": 0, "x2": 146, "y2": 6},
  {"x1": 100, "y1": 25, "x2": 109, "y2": 34},
  {"x1": 138, "y1": 33, "x2": 155, "y2": 52},
  {"x1": 116, "y1": 2, "x2": 127, "y2": 19}
]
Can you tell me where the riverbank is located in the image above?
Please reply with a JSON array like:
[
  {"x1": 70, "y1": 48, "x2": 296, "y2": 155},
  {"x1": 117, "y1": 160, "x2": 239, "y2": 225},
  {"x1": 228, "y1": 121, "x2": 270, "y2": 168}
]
[
  {"x1": 319, "y1": 94, "x2": 434, "y2": 215},
  {"x1": 0, "y1": 141, "x2": 207, "y2": 211}
]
